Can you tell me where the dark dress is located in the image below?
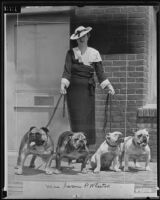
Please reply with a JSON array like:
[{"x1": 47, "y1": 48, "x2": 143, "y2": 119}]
[{"x1": 62, "y1": 49, "x2": 106, "y2": 145}]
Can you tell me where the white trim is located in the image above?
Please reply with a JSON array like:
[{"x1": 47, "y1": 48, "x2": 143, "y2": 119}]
[
  {"x1": 61, "y1": 78, "x2": 70, "y2": 88},
  {"x1": 100, "y1": 79, "x2": 111, "y2": 89}
]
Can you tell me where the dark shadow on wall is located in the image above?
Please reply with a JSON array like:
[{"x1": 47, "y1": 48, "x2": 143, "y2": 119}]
[{"x1": 70, "y1": 20, "x2": 142, "y2": 55}]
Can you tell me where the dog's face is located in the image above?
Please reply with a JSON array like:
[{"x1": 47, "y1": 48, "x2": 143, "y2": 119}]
[
  {"x1": 134, "y1": 129, "x2": 149, "y2": 147},
  {"x1": 28, "y1": 127, "x2": 49, "y2": 146},
  {"x1": 71, "y1": 132, "x2": 87, "y2": 150},
  {"x1": 105, "y1": 131, "x2": 122, "y2": 143}
]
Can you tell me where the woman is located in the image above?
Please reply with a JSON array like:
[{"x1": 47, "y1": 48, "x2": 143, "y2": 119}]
[{"x1": 60, "y1": 26, "x2": 115, "y2": 145}]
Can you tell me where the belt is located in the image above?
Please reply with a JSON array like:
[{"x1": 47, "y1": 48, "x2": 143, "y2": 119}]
[{"x1": 72, "y1": 72, "x2": 95, "y2": 96}]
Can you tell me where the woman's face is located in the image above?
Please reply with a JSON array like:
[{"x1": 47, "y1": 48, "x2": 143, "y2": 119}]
[{"x1": 77, "y1": 34, "x2": 89, "y2": 45}]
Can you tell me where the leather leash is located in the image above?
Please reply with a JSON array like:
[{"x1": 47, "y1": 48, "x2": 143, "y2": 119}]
[
  {"x1": 103, "y1": 92, "x2": 134, "y2": 134},
  {"x1": 103, "y1": 92, "x2": 112, "y2": 133},
  {"x1": 45, "y1": 94, "x2": 66, "y2": 128}
]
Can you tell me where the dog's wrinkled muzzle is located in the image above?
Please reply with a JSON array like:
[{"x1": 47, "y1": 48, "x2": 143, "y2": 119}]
[
  {"x1": 29, "y1": 132, "x2": 46, "y2": 146},
  {"x1": 76, "y1": 140, "x2": 86, "y2": 150},
  {"x1": 138, "y1": 136, "x2": 148, "y2": 147}
]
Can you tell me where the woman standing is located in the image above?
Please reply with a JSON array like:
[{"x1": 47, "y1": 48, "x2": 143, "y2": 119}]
[{"x1": 60, "y1": 26, "x2": 115, "y2": 145}]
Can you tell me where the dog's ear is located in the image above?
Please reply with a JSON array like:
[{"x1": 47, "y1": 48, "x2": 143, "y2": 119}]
[
  {"x1": 29, "y1": 126, "x2": 36, "y2": 132},
  {"x1": 143, "y1": 128, "x2": 150, "y2": 133},
  {"x1": 64, "y1": 136, "x2": 72, "y2": 146},
  {"x1": 105, "y1": 133, "x2": 111, "y2": 140},
  {"x1": 41, "y1": 127, "x2": 49, "y2": 133}
]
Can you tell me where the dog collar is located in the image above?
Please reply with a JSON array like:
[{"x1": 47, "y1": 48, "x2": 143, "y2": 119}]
[{"x1": 105, "y1": 138, "x2": 118, "y2": 147}]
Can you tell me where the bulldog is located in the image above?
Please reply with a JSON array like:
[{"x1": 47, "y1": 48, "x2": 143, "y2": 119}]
[
  {"x1": 119, "y1": 129, "x2": 151, "y2": 171},
  {"x1": 56, "y1": 131, "x2": 89, "y2": 173},
  {"x1": 90, "y1": 131, "x2": 123, "y2": 173},
  {"x1": 15, "y1": 126, "x2": 56, "y2": 175}
]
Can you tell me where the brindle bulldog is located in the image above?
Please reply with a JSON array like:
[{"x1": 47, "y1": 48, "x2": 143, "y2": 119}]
[
  {"x1": 56, "y1": 131, "x2": 89, "y2": 173},
  {"x1": 15, "y1": 126, "x2": 56, "y2": 175}
]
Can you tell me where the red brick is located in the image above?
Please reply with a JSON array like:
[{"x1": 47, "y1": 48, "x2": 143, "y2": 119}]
[
  {"x1": 128, "y1": 72, "x2": 144, "y2": 77},
  {"x1": 135, "y1": 100, "x2": 145, "y2": 106},
  {"x1": 120, "y1": 89, "x2": 136, "y2": 94},
  {"x1": 113, "y1": 61, "x2": 126, "y2": 66},
  {"x1": 127, "y1": 66, "x2": 136, "y2": 71},
  {"x1": 102, "y1": 61, "x2": 113, "y2": 66},
  {"x1": 119, "y1": 54, "x2": 127, "y2": 60},
  {"x1": 127, "y1": 100, "x2": 137, "y2": 106},
  {"x1": 127, "y1": 54, "x2": 136, "y2": 60},
  {"x1": 136, "y1": 78, "x2": 145, "y2": 82},
  {"x1": 128, "y1": 18, "x2": 146, "y2": 25},
  {"x1": 134, "y1": 47, "x2": 146, "y2": 53},
  {"x1": 128, "y1": 12, "x2": 146, "y2": 18},
  {"x1": 121, "y1": 78, "x2": 136, "y2": 82},
  {"x1": 113, "y1": 72, "x2": 126, "y2": 77},
  {"x1": 128, "y1": 60, "x2": 145, "y2": 66},
  {"x1": 104, "y1": 66, "x2": 119, "y2": 72},
  {"x1": 128, "y1": 94, "x2": 145, "y2": 100},
  {"x1": 104, "y1": 72, "x2": 112, "y2": 77},
  {"x1": 136, "y1": 66, "x2": 145, "y2": 71},
  {"x1": 136, "y1": 6, "x2": 147, "y2": 12},
  {"x1": 109, "y1": 77, "x2": 120, "y2": 82},
  {"x1": 112, "y1": 83, "x2": 126, "y2": 89},
  {"x1": 135, "y1": 89, "x2": 144, "y2": 94},
  {"x1": 104, "y1": 55, "x2": 119, "y2": 60}
]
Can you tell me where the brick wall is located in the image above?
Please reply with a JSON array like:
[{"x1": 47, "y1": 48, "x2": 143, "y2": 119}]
[
  {"x1": 71, "y1": 6, "x2": 157, "y2": 160},
  {"x1": 137, "y1": 108, "x2": 157, "y2": 161},
  {"x1": 95, "y1": 53, "x2": 148, "y2": 148}
]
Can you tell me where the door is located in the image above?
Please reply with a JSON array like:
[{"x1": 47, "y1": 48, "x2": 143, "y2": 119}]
[{"x1": 13, "y1": 22, "x2": 70, "y2": 151}]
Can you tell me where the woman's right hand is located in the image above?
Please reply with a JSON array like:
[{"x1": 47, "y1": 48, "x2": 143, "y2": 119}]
[{"x1": 60, "y1": 83, "x2": 67, "y2": 94}]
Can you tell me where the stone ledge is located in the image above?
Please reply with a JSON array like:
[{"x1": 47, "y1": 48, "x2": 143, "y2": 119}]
[{"x1": 137, "y1": 104, "x2": 157, "y2": 117}]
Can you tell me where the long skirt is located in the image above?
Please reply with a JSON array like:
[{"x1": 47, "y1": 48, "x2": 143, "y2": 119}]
[{"x1": 67, "y1": 77, "x2": 95, "y2": 145}]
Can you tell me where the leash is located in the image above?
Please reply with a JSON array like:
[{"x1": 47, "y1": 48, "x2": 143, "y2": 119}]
[
  {"x1": 103, "y1": 92, "x2": 112, "y2": 133},
  {"x1": 103, "y1": 92, "x2": 133, "y2": 134},
  {"x1": 45, "y1": 94, "x2": 66, "y2": 128}
]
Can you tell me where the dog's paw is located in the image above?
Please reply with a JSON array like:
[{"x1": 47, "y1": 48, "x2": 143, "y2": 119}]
[
  {"x1": 45, "y1": 167, "x2": 55, "y2": 175},
  {"x1": 135, "y1": 163, "x2": 141, "y2": 168},
  {"x1": 54, "y1": 169, "x2": 62, "y2": 174},
  {"x1": 94, "y1": 168, "x2": 100, "y2": 173},
  {"x1": 15, "y1": 167, "x2": 23, "y2": 175},
  {"x1": 123, "y1": 167, "x2": 129, "y2": 172},
  {"x1": 114, "y1": 168, "x2": 121, "y2": 172},
  {"x1": 29, "y1": 164, "x2": 35, "y2": 168},
  {"x1": 81, "y1": 168, "x2": 88, "y2": 174},
  {"x1": 145, "y1": 166, "x2": 151, "y2": 171}
]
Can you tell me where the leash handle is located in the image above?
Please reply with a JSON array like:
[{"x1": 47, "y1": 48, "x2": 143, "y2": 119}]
[{"x1": 45, "y1": 94, "x2": 63, "y2": 128}]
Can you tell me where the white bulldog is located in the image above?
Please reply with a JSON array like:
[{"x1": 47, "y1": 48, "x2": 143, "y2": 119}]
[{"x1": 90, "y1": 131, "x2": 123, "y2": 173}]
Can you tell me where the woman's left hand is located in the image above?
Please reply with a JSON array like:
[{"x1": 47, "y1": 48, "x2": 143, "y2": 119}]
[{"x1": 108, "y1": 84, "x2": 115, "y2": 95}]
